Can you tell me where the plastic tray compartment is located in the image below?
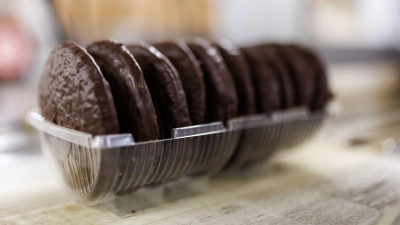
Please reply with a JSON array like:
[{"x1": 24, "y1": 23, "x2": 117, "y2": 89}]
[
  {"x1": 26, "y1": 108, "x2": 241, "y2": 215},
  {"x1": 223, "y1": 107, "x2": 326, "y2": 172},
  {"x1": 26, "y1": 107, "x2": 325, "y2": 215}
]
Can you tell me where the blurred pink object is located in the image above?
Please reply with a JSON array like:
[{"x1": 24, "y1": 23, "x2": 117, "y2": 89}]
[{"x1": 0, "y1": 20, "x2": 32, "y2": 81}]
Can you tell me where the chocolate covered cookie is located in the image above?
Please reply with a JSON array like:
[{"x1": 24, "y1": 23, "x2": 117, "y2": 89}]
[
  {"x1": 217, "y1": 40, "x2": 256, "y2": 115},
  {"x1": 241, "y1": 47, "x2": 281, "y2": 113},
  {"x1": 289, "y1": 45, "x2": 331, "y2": 110},
  {"x1": 127, "y1": 44, "x2": 191, "y2": 139},
  {"x1": 153, "y1": 41, "x2": 206, "y2": 125},
  {"x1": 279, "y1": 44, "x2": 316, "y2": 108},
  {"x1": 259, "y1": 44, "x2": 295, "y2": 109},
  {"x1": 39, "y1": 41, "x2": 119, "y2": 135},
  {"x1": 187, "y1": 37, "x2": 238, "y2": 123},
  {"x1": 313, "y1": 67, "x2": 331, "y2": 110},
  {"x1": 87, "y1": 40, "x2": 158, "y2": 141}
]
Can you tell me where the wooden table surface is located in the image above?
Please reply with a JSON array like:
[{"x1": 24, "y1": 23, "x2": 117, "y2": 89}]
[{"x1": 2, "y1": 136, "x2": 400, "y2": 225}]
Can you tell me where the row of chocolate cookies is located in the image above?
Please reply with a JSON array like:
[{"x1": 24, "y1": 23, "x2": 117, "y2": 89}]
[
  {"x1": 39, "y1": 38, "x2": 330, "y2": 143},
  {"x1": 219, "y1": 42, "x2": 331, "y2": 117},
  {"x1": 39, "y1": 38, "x2": 237, "y2": 142}
]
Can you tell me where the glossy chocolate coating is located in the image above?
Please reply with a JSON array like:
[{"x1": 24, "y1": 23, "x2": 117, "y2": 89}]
[
  {"x1": 39, "y1": 41, "x2": 119, "y2": 135},
  {"x1": 290, "y1": 45, "x2": 331, "y2": 110},
  {"x1": 280, "y1": 44, "x2": 316, "y2": 108},
  {"x1": 217, "y1": 40, "x2": 256, "y2": 115},
  {"x1": 241, "y1": 47, "x2": 281, "y2": 113},
  {"x1": 259, "y1": 44, "x2": 296, "y2": 109},
  {"x1": 153, "y1": 41, "x2": 206, "y2": 125},
  {"x1": 87, "y1": 40, "x2": 159, "y2": 141},
  {"x1": 187, "y1": 38, "x2": 238, "y2": 124},
  {"x1": 127, "y1": 44, "x2": 191, "y2": 139}
]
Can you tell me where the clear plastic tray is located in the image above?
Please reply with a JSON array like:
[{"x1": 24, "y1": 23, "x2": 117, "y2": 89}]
[
  {"x1": 26, "y1": 107, "x2": 325, "y2": 216},
  {"x1": 223, "y1": 107, "x2": 325, "y2": 171}
]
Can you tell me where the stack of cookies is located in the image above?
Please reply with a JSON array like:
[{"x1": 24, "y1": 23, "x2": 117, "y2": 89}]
[{"x1": 39, "y1": 38, "x2": 331, "y2": 142}]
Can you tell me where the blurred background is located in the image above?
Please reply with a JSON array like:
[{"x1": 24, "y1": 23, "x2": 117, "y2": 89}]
[{"x1": 1, "y1": 0, "x2": 400, "y2": 154}]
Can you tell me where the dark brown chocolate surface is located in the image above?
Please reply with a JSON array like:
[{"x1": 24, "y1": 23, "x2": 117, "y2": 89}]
[
  {"x1": 313, "y1": 68, "x2": 331, "y2": 110},
  {"x1": 241, "y1": 47, "x2": 281, "y2": 113},
  {"x1": 290, "y1": 45, "x2": 331, "y2": 110},
  {"x1": 127, "y1": 44, "x2": 191, "y2": 139},
  {"x1": 39, "y1": 41, "x2": 119, "y2": 135},
  {"x1": 217, "y1": 40, "x2": 256, "y2": 115},
  {"x1": 187, "y1": 38, "x2": 238, "y2": 123},
  {"x1": 87, "y1": 40, "x2": 159, "y2": 141},
  {"x1": 280, "y1": 44, "x2": 317, "y2": 108},
  {"x1": 259, "y1": 44, "x2": 295, "y2": 109},
  {"x1": 153, "y1": 41, "x2": 206, "y2": 125}
]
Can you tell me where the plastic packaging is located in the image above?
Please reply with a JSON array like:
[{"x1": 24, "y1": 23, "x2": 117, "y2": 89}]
[
  {"x1": 223, "y1": 107, "x2": 325, "y2": 171},
  {"x1": 26, "y1": 107, "x2": 325, "y2": 216}
]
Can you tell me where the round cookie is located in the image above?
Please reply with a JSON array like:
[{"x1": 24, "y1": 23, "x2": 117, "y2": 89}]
[
  {"x1": 39, "y1": 41, "x2": 121, "y2": 203},
  {"x1": 279, "y1": 44, "x2": 317, "y2": 108},
  {"x1": 87, "y1": 40, "x2": 159, "y2": 142},
  {"x1": 289, "y1": 45, "x2": 331, "y2": 110},
  {"x1": 153, "y1": 41, "x2": 206, "y2": 125},
  {"x1": 259, "y1": 44, "x2": 296, "y2": 109},
  {"x1": 241, "y1": 47, "x2": 281, "y2": 113},
  {"x1": 217, "y1": 40, "x2": 256, "y2": 115},
  {"x1": 313, "y1": 67, "x2": 331, "y2": 110},
  {"x1": 39, "y1": 41, "x2": 119, "y2": 135},
  {"x1": 187, "y1": 37, "x2": 238, "y2": 124},
  {"x1": 127, "y1": 44, "x2": 191, "y2": 139}
]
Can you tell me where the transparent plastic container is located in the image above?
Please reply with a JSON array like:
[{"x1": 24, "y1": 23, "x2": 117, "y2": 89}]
[
  {"x1": 223, "y1": 107, "x2": 325, "y2": 172},
  {"x1": 26, "y1": 107, "x2": 325, "y2": 216}
]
